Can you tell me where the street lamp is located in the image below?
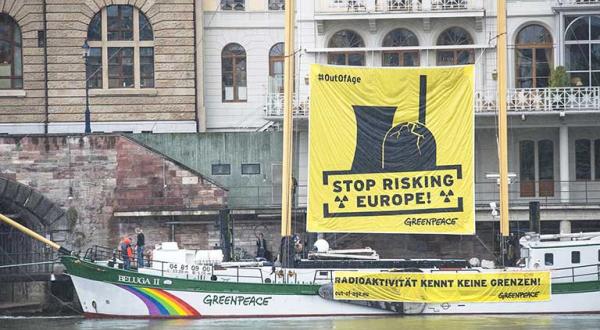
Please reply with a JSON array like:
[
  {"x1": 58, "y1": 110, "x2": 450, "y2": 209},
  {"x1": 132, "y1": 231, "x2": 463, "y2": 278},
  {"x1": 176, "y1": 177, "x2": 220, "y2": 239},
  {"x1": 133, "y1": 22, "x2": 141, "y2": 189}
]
[{"x1": 82, "y1": 39, "x2": 91, "y2": 134}]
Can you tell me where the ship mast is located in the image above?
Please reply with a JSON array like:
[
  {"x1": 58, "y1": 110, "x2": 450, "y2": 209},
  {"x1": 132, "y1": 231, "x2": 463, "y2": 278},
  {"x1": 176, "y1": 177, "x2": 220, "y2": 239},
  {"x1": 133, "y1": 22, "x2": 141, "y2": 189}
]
[
  {"x1": 281, "y1": 0, "x2": 295, "y2": 242},
  {"x1": 497, "y1": 0, "x2": 510, "y2": 252}
]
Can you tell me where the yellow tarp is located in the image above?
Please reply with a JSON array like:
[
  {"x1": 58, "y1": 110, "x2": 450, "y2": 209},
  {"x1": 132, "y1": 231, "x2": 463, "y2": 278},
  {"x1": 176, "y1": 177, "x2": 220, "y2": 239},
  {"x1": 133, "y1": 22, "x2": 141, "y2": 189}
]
[
  {"x1": 333, "y1": 271, "x2": 551, "y2": 303},
  {"x1": 307, "y1": 65, "x2": 475, "y2": 234}
]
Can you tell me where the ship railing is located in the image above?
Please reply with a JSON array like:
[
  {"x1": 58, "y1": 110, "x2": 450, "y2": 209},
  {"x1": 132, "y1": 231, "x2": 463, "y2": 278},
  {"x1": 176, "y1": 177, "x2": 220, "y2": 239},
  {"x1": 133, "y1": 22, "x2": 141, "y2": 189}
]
[
  {"x1": 148, "y1": 258, "x2": 266, "y2": 283},
  {"x1": 550, "y1": 262, "x2": 600, "y2": 283},
  {"x1": 83, "y1": 245, "x2": 116, "y2": 262}
]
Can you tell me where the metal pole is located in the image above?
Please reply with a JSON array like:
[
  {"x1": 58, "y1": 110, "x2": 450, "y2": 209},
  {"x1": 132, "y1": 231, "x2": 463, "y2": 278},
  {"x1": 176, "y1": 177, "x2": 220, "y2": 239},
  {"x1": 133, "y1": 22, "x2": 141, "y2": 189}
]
[
  {"x1": 281, "y1": 0, "x2": 295, "y2": 238},
  {"x1": 84, "y1": 53, "x2": 91, "y2": 134},
  {"x1": 497, "y1": 0, "x2": 509, "y2": 238}
]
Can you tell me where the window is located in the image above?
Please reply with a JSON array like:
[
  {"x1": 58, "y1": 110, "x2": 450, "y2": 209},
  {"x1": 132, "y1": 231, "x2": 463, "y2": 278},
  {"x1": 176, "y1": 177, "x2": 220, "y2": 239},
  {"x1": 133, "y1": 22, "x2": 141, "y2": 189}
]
[
  {"x1": 576, "y1": 139, "x2": 591, "y2": 180},
  {"x1": 382, "y1": 28, "x2": 419, "y2": 67},
  {"x1": 212, "y1": 164, "x2": 231, "y2": 175},
  {"x1": 328, "y1": 30, "x2": 365, "y2": 66},
  {"x1": 544, "y1": 253, "x2": 554, "y2": 266},
  {"x1": 241, "y1": 164, "x2": 261, "y2": 175},
  {"x1": 436, "y1": 27, "x2": 474, "y2": 66},
  {"x1": 87, "y1": 48, "x2": 102, "y2": 89},
  {"x1": 572, "y1": 251, "x2": 581, "y2": 264},
  {"x1": 108, "y1": 48, "x2": 133, "y2": 88},
  {"x1": 538, "y1": 140, "x2": 554, "y2": 197},
  {"x1": 269, "y1": 43, "x2": 284, "y2": 93},
  {"x1": 221, "y1": 0, "x2": 245, "y2": 10},
  {"x1": 565, "y1": 16, "x2": 600, "y2": 86},
  {"x1": 86, "y1": 5, "x2": 154, "y2": 89},
  {"x1": 268, "y1": 0, "x2": 285, "y2": 10},
  {"x1": 222, "y1": 43, "x2": 247, "y2": 102},
  {"x1": 0, "y1": 14, "x2": 22, "y2": 89},
  {"x1": 37, "y1": 30, "x2": 45, "y2": 48},
  {"x1": 520, "y1": 140, "x2": 535, "y2": 197},
  {"x1": 515, "y1": 24, "x2": 553, "y2": 88}
]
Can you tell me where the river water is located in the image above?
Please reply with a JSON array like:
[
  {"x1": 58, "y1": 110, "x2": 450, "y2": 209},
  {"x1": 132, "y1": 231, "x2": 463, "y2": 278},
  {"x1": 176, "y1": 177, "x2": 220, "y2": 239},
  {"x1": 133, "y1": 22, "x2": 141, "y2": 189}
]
[{"x1": 2, "y1": 315, "x2": 600, "y2": 330}]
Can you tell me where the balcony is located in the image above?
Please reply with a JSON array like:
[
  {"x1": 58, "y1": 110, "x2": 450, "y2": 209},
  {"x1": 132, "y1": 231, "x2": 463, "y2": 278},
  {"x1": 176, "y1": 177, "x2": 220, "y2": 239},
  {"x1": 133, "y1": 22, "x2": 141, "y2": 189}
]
[
  {"x1": 264, "y1": 93, "x2": 310, "y2": 119},
  {"x1": 314, "y1": 0, "x2": 483, "y2": 17},
  {"x1": 555, "y1": 0, "x2": 600, "y2": 6},
  {"x1": 475, "y1": 87, "x2": 600, "y2": 113},
  {"x1": 264, "y1": 87, "x2": 600, "y2": 119}
]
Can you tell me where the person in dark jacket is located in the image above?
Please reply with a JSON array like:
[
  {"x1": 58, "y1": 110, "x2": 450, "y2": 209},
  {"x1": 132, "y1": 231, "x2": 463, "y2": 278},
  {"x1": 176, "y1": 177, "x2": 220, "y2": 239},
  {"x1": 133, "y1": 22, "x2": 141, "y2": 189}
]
[
  {"x1": 256, "y1": 233, "x2": 267, "y2": 259},
  {"x1": 136, "y1": 228, "x2": 145, "y2": 268}
]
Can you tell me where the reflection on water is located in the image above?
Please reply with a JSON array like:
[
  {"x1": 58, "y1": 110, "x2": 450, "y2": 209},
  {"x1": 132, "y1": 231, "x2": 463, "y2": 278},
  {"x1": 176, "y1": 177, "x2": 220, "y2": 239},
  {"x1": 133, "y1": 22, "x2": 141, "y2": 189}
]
[{"x1": 2, "y1": 315, "x2": 600, "y2": 330}]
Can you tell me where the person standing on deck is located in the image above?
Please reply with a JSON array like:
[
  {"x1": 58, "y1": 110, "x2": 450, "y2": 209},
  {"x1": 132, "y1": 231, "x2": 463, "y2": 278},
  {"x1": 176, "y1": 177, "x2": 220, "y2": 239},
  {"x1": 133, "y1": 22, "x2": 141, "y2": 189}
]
[
  {"x1": 136, "y1": 227, "x2": 145, "y2": 267},
  {"x1": 256, "y1": 233, "x2": 267, "y2": 259},
  {"x1": 119, "y1": 237, "x2": 131, "y2": 270}
]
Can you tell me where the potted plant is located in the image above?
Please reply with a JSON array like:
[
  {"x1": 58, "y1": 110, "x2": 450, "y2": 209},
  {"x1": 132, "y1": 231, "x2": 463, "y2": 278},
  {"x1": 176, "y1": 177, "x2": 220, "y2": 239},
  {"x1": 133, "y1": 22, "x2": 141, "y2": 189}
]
[
  {"x1": 549, "y1": 66, "x2": 569, "y2": 88},
  {"x1": 548, "y1": 66, "x2": 570, "y2": 111}
]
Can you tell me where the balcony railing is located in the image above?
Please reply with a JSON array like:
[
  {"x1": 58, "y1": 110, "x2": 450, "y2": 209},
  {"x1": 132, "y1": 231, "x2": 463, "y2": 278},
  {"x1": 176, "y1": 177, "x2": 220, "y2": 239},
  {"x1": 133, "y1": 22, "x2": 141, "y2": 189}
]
[
  {"x1": 475, "y1": 87, "x2": 600, "y2": 113},
  {"x1": 264, "y1": 93, "x2": 309, "y2": 118},
  {"x1": 225, "y1": 180, "x2": 600, "y2": 209},
  {"x1": 315, "y1": 0, "x2": 473, "y2": 13},
  {"x1": 558, "y1": 0, "x2": 600, "y2": 5},
  {"x1": 265, "y1": 87, "x2": 600, "y2": 118}
]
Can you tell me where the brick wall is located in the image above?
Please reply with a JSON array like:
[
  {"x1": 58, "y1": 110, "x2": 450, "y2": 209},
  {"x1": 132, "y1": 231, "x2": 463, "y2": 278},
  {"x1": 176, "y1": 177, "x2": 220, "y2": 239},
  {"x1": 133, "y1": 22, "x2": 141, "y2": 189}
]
[{"x1": 0, "y1": 134, "x2": 227, "y2": 252}]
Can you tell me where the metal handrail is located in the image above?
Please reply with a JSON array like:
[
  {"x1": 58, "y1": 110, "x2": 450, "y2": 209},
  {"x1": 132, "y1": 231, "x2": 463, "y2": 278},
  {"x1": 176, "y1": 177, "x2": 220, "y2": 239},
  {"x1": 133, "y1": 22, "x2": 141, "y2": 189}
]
[{"x1": 550, "y1": 262, "x2": 600, "y2": 283}]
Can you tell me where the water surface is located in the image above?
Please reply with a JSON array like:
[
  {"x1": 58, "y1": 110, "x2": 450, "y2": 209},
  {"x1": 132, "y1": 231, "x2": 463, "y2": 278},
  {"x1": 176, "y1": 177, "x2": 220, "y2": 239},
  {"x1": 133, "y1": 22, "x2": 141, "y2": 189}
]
[{"x1": 2, "y1": 315, "x2": 600, "y2": 330}]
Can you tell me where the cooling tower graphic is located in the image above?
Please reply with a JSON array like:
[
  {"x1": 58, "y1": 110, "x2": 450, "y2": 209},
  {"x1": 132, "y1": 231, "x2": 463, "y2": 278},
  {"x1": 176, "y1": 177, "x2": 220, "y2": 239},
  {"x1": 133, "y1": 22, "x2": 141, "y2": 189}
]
[
  {"x1": 351, "y1": 75, "x2": 437, "y2": 173},
  {"x1": 320, "y1": 74, "x2": 464, "y2": 218}
]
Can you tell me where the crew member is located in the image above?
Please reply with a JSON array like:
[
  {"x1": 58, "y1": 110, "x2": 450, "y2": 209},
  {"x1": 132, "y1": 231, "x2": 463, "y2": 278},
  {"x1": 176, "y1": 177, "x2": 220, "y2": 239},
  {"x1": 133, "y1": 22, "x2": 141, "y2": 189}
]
[
  {"x1": 136, "y1": 227, "x2": 145, "y2": 267},
  {"x1": 256, "y1": 233, "x2": 267, "y2": 259}
]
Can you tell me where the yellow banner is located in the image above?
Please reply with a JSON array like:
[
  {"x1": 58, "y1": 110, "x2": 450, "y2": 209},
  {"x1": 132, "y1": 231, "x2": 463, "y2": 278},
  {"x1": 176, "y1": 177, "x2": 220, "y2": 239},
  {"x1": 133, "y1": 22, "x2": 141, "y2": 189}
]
[
  {"x1": 307, "y1": 65, "x2": 474, "y2": 234},
  {"x1": 333, "y1": 271, "x2": 551, "y2": 303}
]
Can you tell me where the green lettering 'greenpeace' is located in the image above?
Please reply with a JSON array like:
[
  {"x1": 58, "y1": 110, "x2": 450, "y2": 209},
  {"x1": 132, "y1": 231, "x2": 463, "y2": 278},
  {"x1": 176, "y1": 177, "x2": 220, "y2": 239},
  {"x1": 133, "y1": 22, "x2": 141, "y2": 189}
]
[{"x1": 202, "y1": 295, "x2": 272, "y2": 307}]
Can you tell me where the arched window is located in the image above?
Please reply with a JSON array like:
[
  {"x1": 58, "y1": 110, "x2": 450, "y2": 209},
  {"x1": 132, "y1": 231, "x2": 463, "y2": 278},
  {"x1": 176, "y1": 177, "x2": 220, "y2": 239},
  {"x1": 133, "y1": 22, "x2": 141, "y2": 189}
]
[
  {"x1": 382, "y1": 28, "x2": 419, "y2": 67},
  {"x1": 222, "y1": 43, "x2": 247, "y2": 102},
  {"x1": 86, "y1": 5, "x2": 154, "y2": 89},
  {"x1": 327, "y1": 30, "x2": 365, "y2": 66},
  {"x1": 0, "y1": 14, "x2": 22, "y2": 89},
  {"x1": 515, "y1": 25, "x2": 553, "y2": 88},
  {"x1": 436, "y1": 27, "x2": 474, "y2": 66},
  {"x1": 221, "y1": 0, "x2": 245, "y2": 11},
  {"x1": 565, "y1": 16, "x2": 600, "y2": 86},
  {"x1": 268, "y1": 0, "x2": 285, "y2": 10},
  {"x1": 269, "y1": 43, "x2": 284, "y2": 93}
]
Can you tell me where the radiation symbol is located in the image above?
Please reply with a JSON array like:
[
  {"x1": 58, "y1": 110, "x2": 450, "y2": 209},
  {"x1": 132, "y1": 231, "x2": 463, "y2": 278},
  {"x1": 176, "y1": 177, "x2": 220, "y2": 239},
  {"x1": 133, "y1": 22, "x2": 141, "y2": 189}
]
[
  {"x1": 335, "y1": 195, "x2": 349, "y2": 208},
  {"x1": 440, "y1": 190, "x2": 454, "y2": 203}
]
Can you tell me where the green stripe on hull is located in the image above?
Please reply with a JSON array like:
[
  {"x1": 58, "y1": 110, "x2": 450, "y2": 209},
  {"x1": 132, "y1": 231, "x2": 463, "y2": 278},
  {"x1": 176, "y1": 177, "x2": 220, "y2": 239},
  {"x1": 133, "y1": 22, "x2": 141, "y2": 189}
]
[
  {"x1": 61, "y1": 256, "x2": 320, "y2": 295},
  {"x1": 552, "y1": 280, "x2": 600, "y2": 294},
  {"x1": 62, "y1": 256, "x2": 600, "y2": 296}
]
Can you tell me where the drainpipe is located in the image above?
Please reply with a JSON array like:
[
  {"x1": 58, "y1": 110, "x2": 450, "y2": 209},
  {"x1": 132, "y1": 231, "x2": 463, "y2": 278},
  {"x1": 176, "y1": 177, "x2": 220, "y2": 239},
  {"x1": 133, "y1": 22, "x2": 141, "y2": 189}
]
[
  {"x1": 43, "y1": 0, "x2": 49, "y2": 134},
  {"x1": 194, "y1": 0, "x2": 206, "y2": 132},
  {"x1": 192, "y1": 0, "x2": 198, "y2": 132}
]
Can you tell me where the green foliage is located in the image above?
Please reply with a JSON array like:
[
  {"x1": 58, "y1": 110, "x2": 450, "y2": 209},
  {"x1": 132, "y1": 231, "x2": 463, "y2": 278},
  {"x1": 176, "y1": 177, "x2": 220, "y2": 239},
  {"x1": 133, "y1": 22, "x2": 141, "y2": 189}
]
[{"x1": 549, "y1": 66, "x2": 569, "y2": 87}]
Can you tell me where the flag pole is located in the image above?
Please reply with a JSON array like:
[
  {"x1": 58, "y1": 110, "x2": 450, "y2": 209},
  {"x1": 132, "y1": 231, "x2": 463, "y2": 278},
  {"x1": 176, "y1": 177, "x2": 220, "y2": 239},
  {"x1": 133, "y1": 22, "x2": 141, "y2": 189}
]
[
  {"x1": 281, "y1": 0, "x2": 295, "y2": 244},
  {"x1": 497, "y1": 0, "x2": 510, "y2": 242}
]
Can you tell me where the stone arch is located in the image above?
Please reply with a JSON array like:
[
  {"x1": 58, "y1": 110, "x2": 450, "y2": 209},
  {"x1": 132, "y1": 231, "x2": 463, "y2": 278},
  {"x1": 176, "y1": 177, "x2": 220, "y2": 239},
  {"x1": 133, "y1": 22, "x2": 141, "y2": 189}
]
[{"x1": 0, "y1": 176, "x2": 69, "y2": 247}]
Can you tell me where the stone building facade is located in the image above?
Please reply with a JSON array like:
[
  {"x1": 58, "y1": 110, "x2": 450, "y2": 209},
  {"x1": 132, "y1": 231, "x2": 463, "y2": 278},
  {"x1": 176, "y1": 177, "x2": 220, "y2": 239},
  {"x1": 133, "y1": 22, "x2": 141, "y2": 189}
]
[{"x1": 0, "y1": 0, "x2": 200, "y2": 134}]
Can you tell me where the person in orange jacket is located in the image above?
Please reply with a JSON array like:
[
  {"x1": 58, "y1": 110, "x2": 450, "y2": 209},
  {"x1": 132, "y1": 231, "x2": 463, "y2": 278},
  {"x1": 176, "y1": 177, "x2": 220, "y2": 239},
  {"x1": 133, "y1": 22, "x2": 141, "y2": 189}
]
[{"x1": 120, "y1": 237, "x2": 132, "y2": 270}]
